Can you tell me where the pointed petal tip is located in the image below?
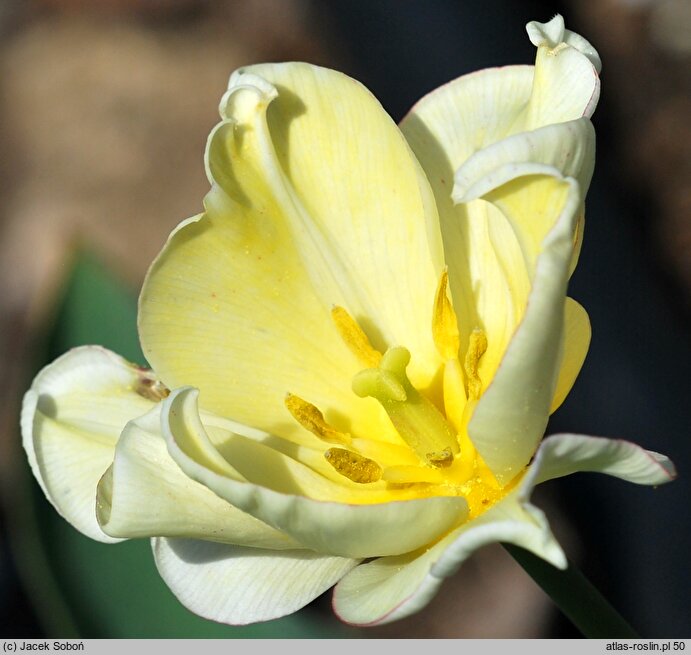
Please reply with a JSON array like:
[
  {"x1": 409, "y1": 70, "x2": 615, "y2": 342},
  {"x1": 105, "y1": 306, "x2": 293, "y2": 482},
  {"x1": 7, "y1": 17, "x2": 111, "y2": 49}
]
[
  {"x1": 528, "y1": 433, "x2": 678, "y2": 489},
  {"x1": 647, "y1": 450, "x2": 677, "y2": 482}
]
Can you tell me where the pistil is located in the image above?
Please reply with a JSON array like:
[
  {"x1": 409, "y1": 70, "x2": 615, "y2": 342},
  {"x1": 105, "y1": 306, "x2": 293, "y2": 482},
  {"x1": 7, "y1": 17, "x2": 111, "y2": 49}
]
[{"x1": 352, "y1": 346, "x2": 460, "y2": 467}]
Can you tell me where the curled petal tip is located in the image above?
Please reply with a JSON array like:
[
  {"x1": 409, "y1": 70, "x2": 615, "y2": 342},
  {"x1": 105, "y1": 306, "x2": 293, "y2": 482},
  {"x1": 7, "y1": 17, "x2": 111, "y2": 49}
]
[
  {"x1": 526, "y1": 14, "x2": 566, "y2": 48},
  {"x1": 527, "y1": 14, "x2": 602, "y2": 73},
  {"x1": 220, "y1": 70, "x2": 278, "y2": 121}
]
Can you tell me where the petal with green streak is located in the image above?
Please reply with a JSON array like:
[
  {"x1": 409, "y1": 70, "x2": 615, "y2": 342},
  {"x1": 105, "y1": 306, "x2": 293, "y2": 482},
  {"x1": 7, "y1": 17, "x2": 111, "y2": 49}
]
[
  {"x1": 161, "y1": 387, "x2": 469, "y2": 558},
  {"x1": 96, "y1": 405, "x2": 300, "y2": 549},
  {"x1": 21, "y1": 346, "x2": 158, "y2": 543},
  {"x1": 139, "y1": 62, "x2": 443, "y2": 445},
  {"x1": 152, "y1": 537, "x2": 357, "y2": 625},
  {"x1": 527, "y1": 433, "x2": 677, "y2": 487},
  {"x1": 468, "y1": 174, "x2": 583, "y2": 484},
  {"x1": 333, "y1": 491, "x2": 565, "y2": 626},
  {"x1": 551, "y1": 298, "x2": 591, "y2": 413}
]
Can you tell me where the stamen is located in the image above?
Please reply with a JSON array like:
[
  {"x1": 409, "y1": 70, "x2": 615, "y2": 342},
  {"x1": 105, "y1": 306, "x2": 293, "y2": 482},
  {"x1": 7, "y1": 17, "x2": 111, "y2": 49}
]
[
  {"x1": 284, "y1": 393, "x2": 351, "y2": 446},
  {"x1": 382, "y1": 465, "x2": 444, "y2": 485},
  {"x1": 464, "y1": 329, "x2": 488, "y2": 400},
  {"x1": 331, "y1": 306, "x2": 382, "y2": 367},
  {"x1": 324, "y1": 448, "x2": 382, "y2": 484},
  {"x1": 352, "y1": 346, "x2": 460, "y2": 467},
  {"x1": 432, "y1": 268, "x2": 460, "y2": 360}
]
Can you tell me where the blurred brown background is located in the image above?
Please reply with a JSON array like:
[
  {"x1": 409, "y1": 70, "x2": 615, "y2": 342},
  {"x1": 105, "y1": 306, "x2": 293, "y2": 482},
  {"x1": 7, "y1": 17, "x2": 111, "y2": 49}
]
[{"x1": 0, "y1": 0, "x2": 689, "y2": 639}]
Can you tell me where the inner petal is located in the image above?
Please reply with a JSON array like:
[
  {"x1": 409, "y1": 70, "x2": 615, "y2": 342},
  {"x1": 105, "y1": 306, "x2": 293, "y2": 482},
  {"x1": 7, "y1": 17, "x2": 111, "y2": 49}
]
[{"x1": 140, "y1": 63, "x2": 445, "y2": 444}]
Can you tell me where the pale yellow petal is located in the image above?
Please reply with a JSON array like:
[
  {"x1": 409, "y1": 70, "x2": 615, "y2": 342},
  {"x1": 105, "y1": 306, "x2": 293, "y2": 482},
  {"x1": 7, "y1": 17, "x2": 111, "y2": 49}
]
[
  {"x1": 525, "y1": 14, "x2": 601, "y2": 127},
  {"x1": 451, "y1": 120, "x2": 595, "y2": 405},
  {"x1": 139, "y1": 212, "x2": 402, "y2": 448},
  {"x1": 140, "y1": 63, "x2": 444, "y2": 449},
  {"x1": 232, "y1": 65, "x2": 444, "y2": 377},
  {"x1": 551, "y1": 298, "x2": 591, "y2": 413},
  {"x1": 527, "y1": 15, "x2": 602, "y2": 73},
  {"x1": 453, "y1": 118, "x2": 595, "y2": 275}
]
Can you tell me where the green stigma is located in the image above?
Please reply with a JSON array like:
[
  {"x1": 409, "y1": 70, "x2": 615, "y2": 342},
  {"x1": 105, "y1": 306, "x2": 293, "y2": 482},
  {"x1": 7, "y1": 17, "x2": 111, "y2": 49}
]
[{"x1": 352, "y1": 346, "x2": 460, "y2": 468}]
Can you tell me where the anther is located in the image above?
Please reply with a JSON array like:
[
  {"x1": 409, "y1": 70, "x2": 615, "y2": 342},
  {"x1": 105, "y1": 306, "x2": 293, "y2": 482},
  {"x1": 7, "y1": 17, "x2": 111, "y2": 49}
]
[
  {"x1": 284, "y1": 393, "x2": 351, "y2": 446},
  {"x1": 331, "y1": 306, "x2": 382, "y2": 368},
  {"x1": 324, "y1": 448, "x2": 382, "y2": 484},
  {"x1": 464, "y1": 329, "x2": 488, "y2": 400},
  {"x1": 432, "y1": 268, "x2": 460, "y2": 360}
]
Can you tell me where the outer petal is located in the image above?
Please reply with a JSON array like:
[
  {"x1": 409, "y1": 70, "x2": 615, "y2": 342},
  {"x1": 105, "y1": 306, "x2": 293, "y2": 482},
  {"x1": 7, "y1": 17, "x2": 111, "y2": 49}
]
[
  {"x1": 528, "y1": 433, "x2": 677, "y2": 487},
  {"x1": 153, "y1": 537, "x2": 357, "y2": 625},
  {"x1": 139, "y1": 62, "x2": 444, "y2": 444},
  {"x1": 161, "y1": 387, "x2": 469, "y2": 558},
  {"x1": 467, "y1": 170, "x2": 583, "y2": 483},
  {"x1": 96, "y1": 406, "x2": 299, "y2": 549},
  {"x1": 21, "y1": 346, "x2": 159, "y2": 542},
  {"x1": 333, "y1": 491, "x2": 564, "y2": 626}
]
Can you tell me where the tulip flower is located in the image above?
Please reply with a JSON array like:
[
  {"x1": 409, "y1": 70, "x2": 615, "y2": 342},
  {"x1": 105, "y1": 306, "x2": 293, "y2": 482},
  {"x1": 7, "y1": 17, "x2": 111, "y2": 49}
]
[{"x1": 22, "y1": 15, "x2": 675, "y2": 629}]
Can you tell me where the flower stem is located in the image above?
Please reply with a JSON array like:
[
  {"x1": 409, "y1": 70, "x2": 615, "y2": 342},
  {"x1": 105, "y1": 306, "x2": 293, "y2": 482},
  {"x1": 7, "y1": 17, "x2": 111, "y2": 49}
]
[{"x1": 503, "y1": 543, "x2": 639, "y2": 638}]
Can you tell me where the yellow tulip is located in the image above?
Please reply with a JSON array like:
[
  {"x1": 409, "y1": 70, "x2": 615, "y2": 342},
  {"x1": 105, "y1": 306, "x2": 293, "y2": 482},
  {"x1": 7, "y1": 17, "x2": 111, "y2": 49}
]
[{"x1": 22, "y1": 15, "x2": 675, "y2": 626}]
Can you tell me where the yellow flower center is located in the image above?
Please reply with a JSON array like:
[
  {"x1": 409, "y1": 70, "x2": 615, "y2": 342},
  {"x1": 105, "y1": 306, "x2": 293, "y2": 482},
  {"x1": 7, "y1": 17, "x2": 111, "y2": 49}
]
[{"x1": 285, "y1": 271, "x2": 512, "y2": 518}]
